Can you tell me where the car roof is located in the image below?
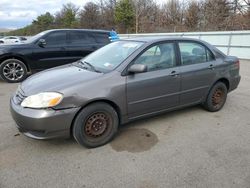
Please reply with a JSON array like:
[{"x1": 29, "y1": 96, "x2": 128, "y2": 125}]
[
  {"x1": 45, "y1": 29, "x2": 111, "y2": 33},
  {"x1": 122, "y1": 36, "x2": 204, "y2": 43},
  {"x1": 3, "y1": 36, "x2": 18, "y2": 38}
]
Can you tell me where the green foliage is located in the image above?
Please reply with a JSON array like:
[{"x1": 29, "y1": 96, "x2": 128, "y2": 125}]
[
  {"x1": 115, "y1": 0, "x2": 135, "y2": 32},
  {"x1": 33, "y1": 12, "x2": 54, "y2": 30},
  {"x1": 55, "y1": 3, "x2": 79, "y2": 28}
]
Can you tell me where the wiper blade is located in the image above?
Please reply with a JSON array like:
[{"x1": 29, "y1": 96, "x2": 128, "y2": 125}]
[{"x1": 80, "y1": 61, "x2": 101, "y2": 73}]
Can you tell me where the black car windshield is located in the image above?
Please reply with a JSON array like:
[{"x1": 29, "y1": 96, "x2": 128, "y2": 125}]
[
  {"x1": 26, "y1": 30, "x2": 50, "y2": 43},
  {"x1": 81, "y1": 41, "x2": 144, "y2": 72}
]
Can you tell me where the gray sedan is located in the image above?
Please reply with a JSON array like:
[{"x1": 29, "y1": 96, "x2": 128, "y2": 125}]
[{"x1": 10, "y1": 37, "x2": 241, "y2": 148}]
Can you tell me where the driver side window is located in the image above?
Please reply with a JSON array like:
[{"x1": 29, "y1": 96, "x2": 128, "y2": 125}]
[
  {"x1": 133, "y1": 43, "x2": 176, "y2": 72},
  {"x1": 44, "y1": 31, "x2": 67, "y2": 46}
]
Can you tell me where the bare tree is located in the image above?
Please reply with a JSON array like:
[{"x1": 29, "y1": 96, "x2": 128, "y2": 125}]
[
  {"x1": 160, "y1": 0, "x2": 187, "y2": 32},
  {"x1": 132, "y1": 0, "x2": 156, "y2": 33},
  {"x1": 201, "y1": 0, "x2": 231, "y2": 31},
  {"x1": 185, "y1": 1, "x2": 201, "y2": 31},
  {"x1": 98, "y1": 0, "x2": 117, "y2": 29},
  {"x1": 7, "y1": 0, "x2": 250, "y2": 35},
  {"x1": 80, "y1": 2, "x2": 101, "y2": 29}
]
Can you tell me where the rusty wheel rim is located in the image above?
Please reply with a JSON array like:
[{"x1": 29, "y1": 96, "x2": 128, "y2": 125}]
[
  {"x1": 84, "y1": 112, "x2": 111, "y2": 138},
  {"x1": 212, "y1": 88, "x2": 225, "y2": 108}
]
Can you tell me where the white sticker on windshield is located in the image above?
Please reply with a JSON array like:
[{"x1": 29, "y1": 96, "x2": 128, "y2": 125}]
[
  {"x1": 104, "y1": 63, "x2": 113, "y2": 67},
  {"x1": 122, "y1": 43, "x2": 139, "y2": 48}
]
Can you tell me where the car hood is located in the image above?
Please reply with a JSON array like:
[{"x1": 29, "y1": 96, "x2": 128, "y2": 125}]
[
  {"x1": 0, "y1": 42, "x2": 30, "y2": 49},
  {"x1": 21, "y1": 64, "x2": 103, "y2": 96}
]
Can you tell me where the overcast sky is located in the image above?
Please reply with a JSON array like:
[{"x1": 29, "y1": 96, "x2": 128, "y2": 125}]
[{"x1": 0, "y1": 0, "x2": 94, "y2": 29}]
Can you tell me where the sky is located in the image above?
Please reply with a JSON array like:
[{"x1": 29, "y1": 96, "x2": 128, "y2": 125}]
[{"x1": 0, "y1": 0, "x2": 93, "y2": 29}]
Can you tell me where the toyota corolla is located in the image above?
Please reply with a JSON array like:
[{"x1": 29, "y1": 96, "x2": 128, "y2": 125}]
[{"x1": 10, "y1": 37, "x2": 241, "y2": 148}]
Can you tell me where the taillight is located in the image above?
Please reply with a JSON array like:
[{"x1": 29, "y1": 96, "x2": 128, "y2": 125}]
[{"x1": 236, "y1": 60, "x2": 240, "y2": 69}]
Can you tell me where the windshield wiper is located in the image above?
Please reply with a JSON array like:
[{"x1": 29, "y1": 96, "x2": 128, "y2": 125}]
[{"x1": 78, "y1": 60, "x2": 101, "y2": 73}]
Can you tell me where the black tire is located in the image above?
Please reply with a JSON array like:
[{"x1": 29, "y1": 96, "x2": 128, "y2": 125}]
[
  {"x1": 203, "y1": 82, "x2": 228, "y2": 112},
  {"x1": 0, "y1": 59, "x2": 28, "y2": 83},
  {"x1": 73, "y1": 102, "x2": 119, "y2": 148}
]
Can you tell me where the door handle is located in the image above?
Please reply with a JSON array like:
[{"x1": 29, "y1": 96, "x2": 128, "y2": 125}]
[
  {"x1": 170, "y1": 70, "x2": 179, "y2": 77},
  {"x1": 208, "y1": 64, "x2": 214, "y2": 70}
]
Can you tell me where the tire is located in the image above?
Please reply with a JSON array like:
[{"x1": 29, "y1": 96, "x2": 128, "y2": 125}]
[
  {"x1": 203, "y1": 82, "x2": 228, "y2": 112},
  {"x1": 0, "y1": 59, "x2": 28, "y2": 83},
  {"x1": 73, "y1": 102, "x2": 119, "y2": 148}
]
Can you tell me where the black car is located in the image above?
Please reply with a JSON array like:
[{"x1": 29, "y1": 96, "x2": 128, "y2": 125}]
[{"x1": 0, "y1": 29, "x2": 119, "y2": 83}]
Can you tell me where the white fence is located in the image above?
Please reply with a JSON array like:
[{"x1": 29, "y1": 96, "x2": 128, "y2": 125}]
[{"x1": 119, "y1": 31, "x2": 250, "y2": 59}]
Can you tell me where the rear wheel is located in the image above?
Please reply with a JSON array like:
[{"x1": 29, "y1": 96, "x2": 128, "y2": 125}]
[
  {"x1": 73, "y1": 103, "x2": 119, "y2": 148},
  {"x1": 203, "y1": 82, "x2": 228, "y2": 112},
  {"x1": 0, "y1": 59, "x2": 27, "y2": 83}
]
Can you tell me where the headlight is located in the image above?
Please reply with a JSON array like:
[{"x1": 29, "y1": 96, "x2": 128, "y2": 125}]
[
  {"x1": 21, "y1": 92, "x2": 63, "y2": 108},
  {"x1": 0, "y1": 50, "x2": 5, "y2": 55}
]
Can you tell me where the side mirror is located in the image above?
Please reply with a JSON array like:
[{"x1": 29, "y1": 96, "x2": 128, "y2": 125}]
[
  {"x1": 128, "y1": 64, "x2": 147, "y2": 74},
  {"x1": 38, "y1": 39, "x2": 46, "y2": 47}
]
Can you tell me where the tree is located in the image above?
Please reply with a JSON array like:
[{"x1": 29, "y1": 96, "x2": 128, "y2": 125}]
[
  {"x1": 80, "y1": 2, "x2": 101, "y2": 29},
  {"x1": 98, "y1": 0, "x2": 117, "y2": 29},
  {"x1": 115, "y1": 0, "x2": 135, "y2": 33},
  {"x1": 55, "y1": 3, "x2": 79, "y2": 28},
  {"x1": 202, "y1": 0, "x2": 231, "y2": 31},
  {"x1": 6, "y1": 0, "x2": 250, "y2": 36},
  {"x1": 161, "y1": 0, "x2": 187, "y2": 32},
  {"x1": 133, "y1": 0, "x2": 157, "y2": 33},
  {"x1": 32, "y1": 12, "x2": 54, "y2": 32},
  {"x1": 185, "y1": 1, "x2": 200, "y2": 31}
]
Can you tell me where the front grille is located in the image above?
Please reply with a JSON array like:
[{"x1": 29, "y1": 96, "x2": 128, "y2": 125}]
[{"x1": 14, "y1": 87, "x2": 26, "y2": 105}]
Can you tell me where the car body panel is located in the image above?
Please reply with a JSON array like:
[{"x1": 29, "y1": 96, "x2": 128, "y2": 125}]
[
  {"x1": 126, "y1": 67, "x2": 181, "y2": 118},
  {"x1": 179, "y1": 60, "x2": 218, "y2": 105}
]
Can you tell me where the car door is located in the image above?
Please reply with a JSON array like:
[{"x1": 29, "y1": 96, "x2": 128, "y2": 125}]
[
  {"x1": 178, "y1": 41, "x2": 217, "y2": 105},
  {"x1": 32, "y1": 31, "x2": 69, "y2": 69},
  {"x1": 126, "y1": 42, "x2": 181, "y2": 119},
  {"x1": 3, "y1": 37, "x2": 11, "y2": 44},
  {"x1": 66, "y1": 31, "x2": 97, "y2": 62}
]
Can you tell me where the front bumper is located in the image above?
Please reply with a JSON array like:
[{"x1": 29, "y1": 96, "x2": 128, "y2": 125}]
[{"x1": 10, "y1": 98, "x2": 80, "y2": 139}]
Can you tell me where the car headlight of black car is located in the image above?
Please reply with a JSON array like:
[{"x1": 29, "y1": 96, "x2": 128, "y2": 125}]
[{"x1": 0, "y1": 49, "x2": 5, "y2": 55}]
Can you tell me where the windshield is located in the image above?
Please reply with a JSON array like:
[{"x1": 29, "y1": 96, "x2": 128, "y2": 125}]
[
  {"x1": 26, "y1": 30, "x2": 50, "y2": 43},
  {"x1": 81, "y1": 41, "x2": 144, "y2": 72}
]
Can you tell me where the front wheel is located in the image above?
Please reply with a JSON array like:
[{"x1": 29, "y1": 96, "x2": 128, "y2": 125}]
[
  {"x1": 0, "y1": 59, "x2": 28, "y2": 83},
  {"x1": 203, "y1": 82, "x2": 228, "y2": 112},
  {"x1": 73, "y1": 103, "x2": 119, "y2": 148}
]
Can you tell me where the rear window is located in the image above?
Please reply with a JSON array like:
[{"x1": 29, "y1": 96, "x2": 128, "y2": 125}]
[
  {"x1": 93, "y1": 33, "x2": 110, "y2": 43},
  {"x1": 179, "y1": 42, "x2": 214, "y2": 65}
]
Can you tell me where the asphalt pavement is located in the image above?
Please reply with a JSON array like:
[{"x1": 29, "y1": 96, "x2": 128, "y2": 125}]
[{"x1": 0, "y1": 60, "x2": 250, "y2": 188}]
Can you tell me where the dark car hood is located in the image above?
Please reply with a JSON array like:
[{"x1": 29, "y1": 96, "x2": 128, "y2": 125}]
[
  {"x1": 0, "y1": 42, "x2": 30, "y2": 49},
  {"x1": 21, "y1": 64, "x2": 103, "y2": 96}
]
